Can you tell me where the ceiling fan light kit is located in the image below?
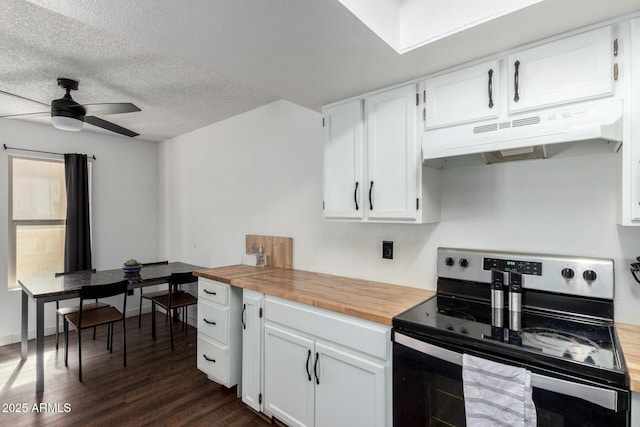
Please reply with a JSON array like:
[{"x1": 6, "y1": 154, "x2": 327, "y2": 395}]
[
  {"x1": 0, "y1": 77, "x2": 140, "y2": 137},
  {"x1": 51, "y1": 114, "x2": 84, "y2": 132}
]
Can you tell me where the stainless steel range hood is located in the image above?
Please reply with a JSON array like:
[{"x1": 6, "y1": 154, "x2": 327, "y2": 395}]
[{"x1": 422, "y1": 99, "x2": 623, "y2": 165}]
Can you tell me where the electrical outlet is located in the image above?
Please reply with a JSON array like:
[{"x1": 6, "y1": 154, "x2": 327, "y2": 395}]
[{"x1": 383, "y1": 241, "x2": 393, "y2": 259}]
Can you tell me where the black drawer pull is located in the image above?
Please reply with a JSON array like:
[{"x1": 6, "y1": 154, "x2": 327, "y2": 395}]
[
  {"x1": 203, "y1": 289, "x2": 217, "y2": 295},
  {"x1": 203, "y1": 354, "x2": 216, "y2": 363},
  {"x1": 488, "y1": 69, "x2": 494, "y2": 108},
  {"x1": 306, "y1": 349, "x2": 312, "y2": 381},
  {"x1": 314, "y1": 352, "x2": 320, "y2": 385},
  {"x1": 354, "y1": 181, "x2": 359, "y2": 211},
  {"x1": 203, "y1": 318, "x2": 216, "y2": 325},
  {"x1": 514, "y1": 60, "x2": 520, "y2": 102},
  {"x1": 242, "y1": 304, "x2": 246, "y2": 330},
  {"x1": 368, "y1": 181, "x2": 374, "y2": 211}
]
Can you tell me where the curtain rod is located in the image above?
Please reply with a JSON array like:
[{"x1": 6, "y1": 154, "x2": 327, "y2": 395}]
[{"x1": 3, "y1": 144, "x2": 96, "y2": 160}]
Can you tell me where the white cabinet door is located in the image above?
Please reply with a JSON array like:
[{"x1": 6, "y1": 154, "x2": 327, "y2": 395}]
[
  {"x1": 242, "y1": 290, "x2": 264, "y2": 412},
  {"x1": 323, "y1": 100, "x2": 364, "y2": 219},
  {"x1": 508, "y1": 26, "x2": 613, "y2": 113},
  {"x1": 424, "y1": 59, "x2": 500, "y2": 129},
  {"x1": 314, "y1": 341, "x2": 386, "y2": 427},
  {"x1": 365, "y1": 84, "x2": 418, "y2": 220},
  {"x1": 264, "y1": 324, "x2": 315, "y2": 427}
]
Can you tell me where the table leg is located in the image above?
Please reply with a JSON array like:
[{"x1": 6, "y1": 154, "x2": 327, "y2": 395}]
[
  {"x1": 36, "y1": 298, "x2": 45, "y2": 393},
  {"x1": 21, "y1": 290, "x2": 28, "y2": 360}
]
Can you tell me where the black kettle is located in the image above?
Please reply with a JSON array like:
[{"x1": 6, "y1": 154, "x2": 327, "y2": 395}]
[{"x1": 631, "y1": 257, "x2": 640, "y2": 284}]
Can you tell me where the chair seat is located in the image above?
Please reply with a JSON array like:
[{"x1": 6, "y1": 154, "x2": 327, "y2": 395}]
[
  {"x1": 65, "y1": 306, "x2": 124, "y2": 330},
  {"x1": 153, "y1": 292, "x2": 198, "y2": 310},
  {"x1": 141, "y1": 289, "x2": 184, "y2": 300},
  {"x1": 56, "y1": 301, "x2": 110, "y2": 316}
]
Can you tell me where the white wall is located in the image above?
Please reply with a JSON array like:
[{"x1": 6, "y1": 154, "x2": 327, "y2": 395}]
[
  {"x1": 160, "y1": 99, "x2": 640, "y2": 325},
  {"x1": 0, "y1": 119, "x2": 160, "y2": 344}
]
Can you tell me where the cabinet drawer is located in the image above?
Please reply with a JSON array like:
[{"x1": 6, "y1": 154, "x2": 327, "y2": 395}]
[
  {"x1": 198, "y1": 278, "x2": 229, "y2": 305},
  {"x1": 198, "y1": 301, "x2": 229, "y2": 344},
  {"x1": 197, "y1": 335, "x2": 229, "y2": 385}
]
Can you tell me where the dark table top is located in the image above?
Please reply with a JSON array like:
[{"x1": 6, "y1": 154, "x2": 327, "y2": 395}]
[{"x1": 19, "y1": 262, "x2": 206, "y2": 299}]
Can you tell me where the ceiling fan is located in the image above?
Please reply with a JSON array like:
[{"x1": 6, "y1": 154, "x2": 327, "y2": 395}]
[{"x1": 0, "y1": 78, "x2": 140, "y2": 137}]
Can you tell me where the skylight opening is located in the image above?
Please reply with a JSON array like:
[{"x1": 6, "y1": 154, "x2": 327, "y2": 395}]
[{"x1": 339, "y1": 0, "x2": 544, "y2": 54}]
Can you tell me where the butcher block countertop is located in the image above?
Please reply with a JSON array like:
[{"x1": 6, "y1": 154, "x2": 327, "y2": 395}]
[
  {"x1": 616, "y1": 322, "x2": 640, "y2": 392},
  {"x1": 194, "y1": 265, "x2": 435, "y2": 326}
]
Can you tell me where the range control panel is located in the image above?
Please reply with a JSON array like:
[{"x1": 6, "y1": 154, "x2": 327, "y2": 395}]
[
  {"x1": 482, "y1": 258, "x2": 542, "y2": 276},
  {"x1": 437, "y1": 247, "x2": 614, "y2": 300}
]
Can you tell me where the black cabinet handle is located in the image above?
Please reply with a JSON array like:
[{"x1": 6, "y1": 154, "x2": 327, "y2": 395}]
[
  {"x1": 368, "y1": 181, "x2": 374, "y2": 211},
  {"x1": 203, "y1": 354, "x2": 216, "y2": 363},
  {"x1": 314, "y1": 352, "x2": 320, "y2": 385},
  {"x1": 354, "y1": 181, "x2": 359, "y2": 211},
  {"x1": 306, "y1": 349, "x2": 312, "y2": 381},
  {"x1": 514, "y1": 60, "x2": 520, "y2": 102},
  {"x1": 203, "y1": 318, "x2": 216, "y2": 325},
  {"x1": 488, "y1": 69, "x2": 494, "y2": 108},
  {"x1": 241, "y1": 304, "x2": 246, "y2": 330},
  {"x1": 203, "y1": 289, "x2": 217, "y2": 295}
]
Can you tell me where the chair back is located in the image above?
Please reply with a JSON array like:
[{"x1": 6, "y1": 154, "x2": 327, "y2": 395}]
[
  {"x1": 168, "y1": 272, "x2": 197, "y2": 296},
  {"x1": 80, "y1": 280, "x2": 129, "y2": 300},
  {"x1": 170, "y1": 272, "x2": 197, "y2": 286}
]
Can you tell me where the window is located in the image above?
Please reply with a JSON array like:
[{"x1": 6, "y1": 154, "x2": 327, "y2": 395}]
[{"x1": 8, "y1": 156, "x2": 67, "y2": 289}]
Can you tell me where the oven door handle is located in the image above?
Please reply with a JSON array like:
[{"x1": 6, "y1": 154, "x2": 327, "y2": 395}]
[{"x1": 394, "y1": 332, "x2": 620, "y2": 412}]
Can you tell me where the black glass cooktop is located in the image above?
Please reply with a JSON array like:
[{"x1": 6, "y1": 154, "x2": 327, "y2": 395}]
[{"x1": 393, "y1": 293, "x2": 627, "y2": 387}]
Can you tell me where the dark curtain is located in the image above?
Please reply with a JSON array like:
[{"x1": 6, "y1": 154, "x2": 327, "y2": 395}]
[{"x1": 64, "y1": 153, "x2": 92, "y2": 272}]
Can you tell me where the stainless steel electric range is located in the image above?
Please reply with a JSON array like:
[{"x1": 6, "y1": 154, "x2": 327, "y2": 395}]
[{"x1": 392, "y1": 248, "x2": 630, "y2": 427}]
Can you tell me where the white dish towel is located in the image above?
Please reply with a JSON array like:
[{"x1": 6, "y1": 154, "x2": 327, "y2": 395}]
[{"x1": 462, "y1": 353, "x2": 536, "y2": 427}]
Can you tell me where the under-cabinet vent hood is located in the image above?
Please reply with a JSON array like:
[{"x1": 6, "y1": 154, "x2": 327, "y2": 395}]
[{"x1": 422, "y1": 100, "x2": 623, "y2": 164}]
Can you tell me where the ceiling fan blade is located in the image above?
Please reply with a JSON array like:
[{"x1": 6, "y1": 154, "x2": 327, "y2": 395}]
[
  {"x1": 0, "y1": 89, "x2": 50, "y2": 108},
  {"x1": 84, "y1": 116, "x2": 139, "y2": 137},
  {"x1": 0, "y1": 111, "x2": 50, "y2": 119},
  {"x1": 80, "y1": 102, "x2": 141, "y2": 116}
]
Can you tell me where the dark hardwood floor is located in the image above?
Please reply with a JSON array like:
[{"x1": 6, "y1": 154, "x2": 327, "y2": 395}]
[{"x1": 0, "y1": 313, "x2": 271, "y2": 427}]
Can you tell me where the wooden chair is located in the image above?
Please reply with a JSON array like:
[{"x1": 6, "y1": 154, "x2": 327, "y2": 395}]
[
  {"x1": 54, "y1": 269, "x2": 108, "y2": 349},
  {"x1": 151, "y1": 272, "x2": 198, "y2": 351},
  {"x1": 64, "y1": 280, "x2": 129, "y2": 382},
  {"x1": 137, "y1": 261, "x2": 180, "y2": 327}
]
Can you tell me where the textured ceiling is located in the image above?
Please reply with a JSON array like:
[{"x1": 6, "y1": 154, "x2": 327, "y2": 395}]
[{"x1": 1, "y1": 0, "x2": 639, "y2": 142}]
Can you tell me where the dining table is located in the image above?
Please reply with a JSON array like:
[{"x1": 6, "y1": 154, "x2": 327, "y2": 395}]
[{"x1": 19, "y1": 261, "x2": 205, "y2": 393}]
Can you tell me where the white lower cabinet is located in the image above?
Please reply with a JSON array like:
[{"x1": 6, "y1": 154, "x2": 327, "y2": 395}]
[
  {"x1": 196, "y1": 278, "x2": 242, "y2": 387},
  {"x1": 262, "y1": 296, "x2": 391, "y2": 427},
  {"x1": 264, "y1": 324, "x2": 315, "y2": 427},
  {"x1": 314, "y1": 341, "x2": 386, "y2": 427},
  {"x1": 241, "y1": 290, "x2": 264, "y2": 412}
]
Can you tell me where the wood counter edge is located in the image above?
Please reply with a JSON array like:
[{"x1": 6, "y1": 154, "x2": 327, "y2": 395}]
[{"x1": 615, "y1": 322, "x2": 640, "y2": 392}]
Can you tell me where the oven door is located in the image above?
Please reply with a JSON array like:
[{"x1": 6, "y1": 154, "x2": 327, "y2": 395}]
[{"x1": 393, "y1": 331, "x2": 629, "y2": 427}]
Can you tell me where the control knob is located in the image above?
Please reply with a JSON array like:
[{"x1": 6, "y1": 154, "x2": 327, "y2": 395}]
[
  {"x1": 445, "y1": 257, "x2": 455, "y2": 267},
  {"x1": 561, "y1": 268, "x2": 575, "y2": 279},
  {"x1": 459, "y1": 258, "x2": 469, "y2": 268},
  {"x1": 583, "y1": 270, "x2": 597, "y2": 282}
]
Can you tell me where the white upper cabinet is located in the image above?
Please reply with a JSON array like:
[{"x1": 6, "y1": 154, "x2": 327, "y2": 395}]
[
  {"x1": 423, "y1": 59, "x2": 500, "y2": 129},
  {"x1": 507, "y1": 26, "x2": 614, "y2": 113},
  {"x1": 365, "y1": 84, "x2": 419, "y2": 221},
  {"x1": 323, "y1": 84, "x2": 441, "y2": 223},
  {"x1": 323, "y1": 100, "x2": 364, "y2": 220}
]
